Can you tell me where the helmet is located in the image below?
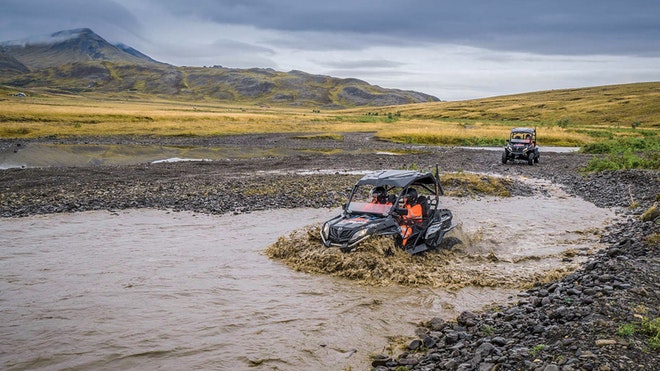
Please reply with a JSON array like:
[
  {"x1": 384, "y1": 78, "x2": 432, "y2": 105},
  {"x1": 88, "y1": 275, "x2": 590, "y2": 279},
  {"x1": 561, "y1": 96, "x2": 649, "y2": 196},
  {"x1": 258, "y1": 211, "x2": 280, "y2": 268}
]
[
  {"x1": 370, "y1": 186, "x2": 385, "y2": 197},
  {"x1": 403, "y1": 188, "x2": 417, "y2": 204},
  {"x1": 370, "y1": 186, "x2": 386, "y2": 202}
]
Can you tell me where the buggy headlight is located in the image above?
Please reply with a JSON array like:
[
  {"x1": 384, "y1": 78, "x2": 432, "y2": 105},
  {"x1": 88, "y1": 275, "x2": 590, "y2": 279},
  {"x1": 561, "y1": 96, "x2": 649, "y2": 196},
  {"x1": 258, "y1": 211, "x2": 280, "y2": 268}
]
[
  {"x1": 425, "y1": 224, "x2": 441, "y2": 238},
  {"x1": 349, "y1": 228, "x2": 369, "y2": 243},
  {"x1": 322, "y1": 222, "x2": 330, "y2": 239}
]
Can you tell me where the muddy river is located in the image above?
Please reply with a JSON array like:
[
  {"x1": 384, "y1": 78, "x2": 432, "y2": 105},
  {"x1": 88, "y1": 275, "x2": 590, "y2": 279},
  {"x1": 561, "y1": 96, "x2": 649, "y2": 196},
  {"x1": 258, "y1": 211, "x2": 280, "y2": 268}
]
[{"x1": 1, "y1": 186, "x2": 614, "y2": 370}]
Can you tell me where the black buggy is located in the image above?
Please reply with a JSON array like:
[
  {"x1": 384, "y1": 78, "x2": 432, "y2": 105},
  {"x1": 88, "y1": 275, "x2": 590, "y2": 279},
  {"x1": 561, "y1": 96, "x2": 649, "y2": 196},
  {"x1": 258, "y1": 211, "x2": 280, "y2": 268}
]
[
  {"x1": 502, "y1": 127, "x2": 540, "y2": 165},
  {"x1": 320, "y1": 168, "x2": 455, "y2": 255}
]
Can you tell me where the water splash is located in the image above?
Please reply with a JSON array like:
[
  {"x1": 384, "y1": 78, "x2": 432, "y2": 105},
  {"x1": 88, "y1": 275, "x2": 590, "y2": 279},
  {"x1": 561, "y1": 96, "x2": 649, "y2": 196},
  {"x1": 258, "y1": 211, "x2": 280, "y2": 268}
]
[{"x1": 264, "y1": 224, "x2": 580, "y2": 290}]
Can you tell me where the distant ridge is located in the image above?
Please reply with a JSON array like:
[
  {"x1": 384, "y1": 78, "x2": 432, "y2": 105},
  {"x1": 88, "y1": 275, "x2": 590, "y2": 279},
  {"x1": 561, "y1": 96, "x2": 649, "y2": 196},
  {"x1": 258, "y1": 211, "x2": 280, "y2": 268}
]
[{"x1": 0, "y1": 28, "x2": 439, "y2": 107}]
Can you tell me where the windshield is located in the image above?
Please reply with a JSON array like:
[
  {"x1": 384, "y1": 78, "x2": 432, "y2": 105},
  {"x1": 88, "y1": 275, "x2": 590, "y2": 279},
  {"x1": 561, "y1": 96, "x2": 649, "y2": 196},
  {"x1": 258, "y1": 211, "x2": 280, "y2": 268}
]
[
  {"x1": 347, "y1": 202, "x2": 393, "y2": 215},
  {"x1": 346, "y1": 184, "x2": 401, "y2": 215},
  {"x1": 510, "y1": 130, "x2": 534, "y2": 142}
]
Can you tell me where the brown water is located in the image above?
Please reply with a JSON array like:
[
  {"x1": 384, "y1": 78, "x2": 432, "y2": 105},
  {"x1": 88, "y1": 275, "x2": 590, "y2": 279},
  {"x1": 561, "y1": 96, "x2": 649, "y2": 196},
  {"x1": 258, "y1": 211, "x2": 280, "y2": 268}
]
[{"x1": 0, "y1": 189, "x2": 614, "y2": 370}]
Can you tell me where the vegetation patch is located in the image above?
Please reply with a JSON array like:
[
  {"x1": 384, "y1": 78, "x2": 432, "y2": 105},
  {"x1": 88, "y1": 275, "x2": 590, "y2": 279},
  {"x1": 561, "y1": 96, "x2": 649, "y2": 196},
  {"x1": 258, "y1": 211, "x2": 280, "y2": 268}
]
[
  {"x1": 440, "y1": 173, "x2": 512, "y2": 197},
  {"x1": 640, "y1": 204, "x2": 659, "y2": 222},
  {"x1": 581, "y1": 137, "x2": 660, "y2": 171},
  {"x1": 0, "y1": 127, "x2": 31, "y2": 136},
  {"x1": 617, "y1": 314, "x2": 660, "y2": 351}
]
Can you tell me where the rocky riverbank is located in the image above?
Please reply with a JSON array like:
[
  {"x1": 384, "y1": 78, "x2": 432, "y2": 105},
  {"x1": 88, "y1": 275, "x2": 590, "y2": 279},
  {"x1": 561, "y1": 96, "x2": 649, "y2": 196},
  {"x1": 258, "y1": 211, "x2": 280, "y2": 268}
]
[
  {"x1": 1, "y1": 134, "x2": 658, "y2": 370},
  {"x1": 373, "y1": 211, "x2": 658, "y2": 371}
]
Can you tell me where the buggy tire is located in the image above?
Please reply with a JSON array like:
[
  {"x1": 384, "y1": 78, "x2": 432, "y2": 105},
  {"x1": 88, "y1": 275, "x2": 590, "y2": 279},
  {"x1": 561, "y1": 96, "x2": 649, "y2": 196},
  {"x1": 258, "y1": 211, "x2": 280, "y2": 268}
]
[
  {"x1": 394, "y1": 234, "x2": 404, "y2": 249},
  {"x1": 439, "y1": 236, "x2": 462, "y2": 249},
  {"x1": 528, "y1": 153, "x2": 534, "y2": 165},
  {"x1": 501, "y1": 151, "x2": 508, "y2": 164}
]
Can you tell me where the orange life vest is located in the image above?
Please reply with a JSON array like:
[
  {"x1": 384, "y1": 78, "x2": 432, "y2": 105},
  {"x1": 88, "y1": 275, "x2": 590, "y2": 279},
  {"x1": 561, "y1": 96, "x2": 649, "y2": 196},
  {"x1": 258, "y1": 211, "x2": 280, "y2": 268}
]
[{"x1": 400, "y1": 203, "x2": 423, "y2": 245}]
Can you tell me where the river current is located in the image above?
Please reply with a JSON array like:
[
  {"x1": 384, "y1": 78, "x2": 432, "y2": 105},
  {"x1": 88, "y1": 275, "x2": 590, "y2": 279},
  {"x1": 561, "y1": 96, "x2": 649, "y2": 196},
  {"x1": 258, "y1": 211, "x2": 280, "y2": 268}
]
[{"x1": 1, "y1": 188, "x2": 614, "y2": 370}]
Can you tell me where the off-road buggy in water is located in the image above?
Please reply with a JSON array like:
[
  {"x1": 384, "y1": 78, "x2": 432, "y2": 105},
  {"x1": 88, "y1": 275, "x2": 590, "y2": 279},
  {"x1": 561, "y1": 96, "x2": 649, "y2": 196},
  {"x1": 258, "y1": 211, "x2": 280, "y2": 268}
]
[
  {"x1": 502, "y1": 127, "x2": 540, "y2": 165},
  {"x1": 320, "y1": 168, "x2": 455, "y2": 255}
]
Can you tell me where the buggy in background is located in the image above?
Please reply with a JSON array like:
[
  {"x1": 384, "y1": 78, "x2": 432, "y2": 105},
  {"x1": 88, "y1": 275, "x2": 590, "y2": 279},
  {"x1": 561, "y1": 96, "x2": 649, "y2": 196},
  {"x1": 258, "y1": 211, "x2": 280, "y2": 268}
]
[{"x1": 502, "y1": 127, "x2": 540, "y2": 165}]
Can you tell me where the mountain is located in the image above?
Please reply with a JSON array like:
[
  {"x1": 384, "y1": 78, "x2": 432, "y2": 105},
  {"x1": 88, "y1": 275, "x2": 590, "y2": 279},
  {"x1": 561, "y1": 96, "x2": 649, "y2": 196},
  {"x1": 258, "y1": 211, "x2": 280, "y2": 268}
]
[
  {"x1": 0, "y1": 52, "x2": 29, "y2": 74},
  {"x1": 0, "y1": 28, "x2": 439, "y2": 107},
  {"x1": 0, "y1": 28, "x2": 162, "y2": 69}
]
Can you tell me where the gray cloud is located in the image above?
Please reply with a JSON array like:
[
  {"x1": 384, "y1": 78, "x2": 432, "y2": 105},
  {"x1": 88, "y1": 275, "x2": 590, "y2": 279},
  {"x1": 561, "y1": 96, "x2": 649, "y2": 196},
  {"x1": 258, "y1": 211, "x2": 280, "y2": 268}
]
[
  {"x1": 1, "y1": 0, "x2": 658, "y2": 100},
  {"x1": 148, "y1": 0, "x2": 660, "y2": 56},
  {"x1": 0, "y1": 0, "x2": 141, "y2": 43}
]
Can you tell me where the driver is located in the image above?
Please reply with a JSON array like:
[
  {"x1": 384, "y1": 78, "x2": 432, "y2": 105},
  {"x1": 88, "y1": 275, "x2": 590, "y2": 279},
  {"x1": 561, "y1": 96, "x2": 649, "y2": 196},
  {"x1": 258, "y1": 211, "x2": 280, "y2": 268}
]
[{"x1": 400, "y1": 188, "x2": 423, "y2": 245}]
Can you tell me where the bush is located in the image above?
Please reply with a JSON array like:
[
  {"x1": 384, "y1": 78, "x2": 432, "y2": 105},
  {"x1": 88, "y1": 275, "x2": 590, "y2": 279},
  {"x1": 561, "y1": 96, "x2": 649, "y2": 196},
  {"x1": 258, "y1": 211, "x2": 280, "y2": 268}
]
[
  {"x1": 583, "y1": 152, "x2": 659, "y2": 172},
  {"x1": 581, "y1": 137, "x2": 660, "y2": 171}
]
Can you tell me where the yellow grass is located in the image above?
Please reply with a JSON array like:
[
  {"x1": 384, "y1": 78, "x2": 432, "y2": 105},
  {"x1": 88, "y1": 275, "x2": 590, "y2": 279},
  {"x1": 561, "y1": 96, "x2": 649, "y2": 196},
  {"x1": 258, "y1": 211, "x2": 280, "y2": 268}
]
[
  {"x1": 376, "y1": 120, "x2": 585, "y2": 146},
  {"x1": 1, "y1": 82, "x2": 658, "y2": 148},
  {"x1": 0, "y1": 95, "x2": 389, "y2": 137}
]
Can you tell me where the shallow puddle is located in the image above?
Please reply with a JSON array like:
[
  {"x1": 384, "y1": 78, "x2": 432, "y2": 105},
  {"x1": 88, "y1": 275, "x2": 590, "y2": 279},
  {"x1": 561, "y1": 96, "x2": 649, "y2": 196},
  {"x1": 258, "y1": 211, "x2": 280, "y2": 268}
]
[{"x1": 0, "y1": 186, "x2": 614, "y2": 370}]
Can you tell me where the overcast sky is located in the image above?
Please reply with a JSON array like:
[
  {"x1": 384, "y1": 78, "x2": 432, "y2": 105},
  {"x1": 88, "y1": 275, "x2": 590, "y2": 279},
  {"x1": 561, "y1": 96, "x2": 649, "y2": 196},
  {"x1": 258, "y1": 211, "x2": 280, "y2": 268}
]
[{"x1": 1, "y1": 0, "x2": 659, "y2": 101}]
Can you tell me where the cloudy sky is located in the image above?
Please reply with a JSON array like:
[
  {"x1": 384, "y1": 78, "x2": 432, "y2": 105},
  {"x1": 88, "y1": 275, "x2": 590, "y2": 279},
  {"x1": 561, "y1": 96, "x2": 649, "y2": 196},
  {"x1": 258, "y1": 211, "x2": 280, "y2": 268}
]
[{"x1": 1, "y1": 0, "x2": 659, "y2": 101}]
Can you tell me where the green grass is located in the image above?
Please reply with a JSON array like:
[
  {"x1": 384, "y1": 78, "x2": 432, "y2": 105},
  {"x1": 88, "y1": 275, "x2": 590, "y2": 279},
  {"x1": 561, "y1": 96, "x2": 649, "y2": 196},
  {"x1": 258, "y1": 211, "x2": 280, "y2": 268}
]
[
  {"x1": 617, "y1": 316, "x2": 660, "y2": 351},
  {"x1": 581, "y1": 137, "x2": 660, "y2": 171},
  {"x1": 617, "y1": 323, "x2": 637, "y2": 336},
  {"x1": 529, "y1": 344, "x2": 547, "y2": 356},
  {"x1": 642, "y1": 317, "x2": 660, "y2": 351}
]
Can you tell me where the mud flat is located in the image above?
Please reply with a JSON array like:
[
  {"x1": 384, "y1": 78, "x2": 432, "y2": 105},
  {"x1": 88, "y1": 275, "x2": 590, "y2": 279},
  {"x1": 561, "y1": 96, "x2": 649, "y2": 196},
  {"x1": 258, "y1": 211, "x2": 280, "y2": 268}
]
[{"x1": 0, "y1": 134, "x2": 658, "y2": 370}]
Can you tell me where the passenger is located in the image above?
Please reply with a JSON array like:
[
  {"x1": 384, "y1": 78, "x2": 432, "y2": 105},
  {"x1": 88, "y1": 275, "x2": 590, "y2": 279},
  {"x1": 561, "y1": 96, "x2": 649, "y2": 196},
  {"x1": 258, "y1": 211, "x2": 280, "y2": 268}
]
[
  {"x1": 363, "y1": 186, "x2": 391, "y2": 213},
  {"x1": 400, "y1": 188, "x2": 423, "y2": 245},
  {"x1": 369, "y1": 186, "x2": 391, "y2": 205}
]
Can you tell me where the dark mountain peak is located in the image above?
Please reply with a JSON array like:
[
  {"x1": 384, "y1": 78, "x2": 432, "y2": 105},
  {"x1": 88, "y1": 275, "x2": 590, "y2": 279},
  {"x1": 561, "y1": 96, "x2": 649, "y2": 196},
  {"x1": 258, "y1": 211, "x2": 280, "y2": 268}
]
[
  {"x1": 51, "y1": 28, "x2": 97, "y2": 39},
  {"x1": 1, "y1": 28, "x2": 163, "y2": 70}
]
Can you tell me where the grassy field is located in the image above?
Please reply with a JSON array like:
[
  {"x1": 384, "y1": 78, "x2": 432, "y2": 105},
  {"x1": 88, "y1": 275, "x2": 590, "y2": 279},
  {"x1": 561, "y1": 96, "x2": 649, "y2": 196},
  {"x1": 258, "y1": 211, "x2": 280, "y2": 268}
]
[{"x1": 1, "y1": 82, "x2": 658, "y2": 170}]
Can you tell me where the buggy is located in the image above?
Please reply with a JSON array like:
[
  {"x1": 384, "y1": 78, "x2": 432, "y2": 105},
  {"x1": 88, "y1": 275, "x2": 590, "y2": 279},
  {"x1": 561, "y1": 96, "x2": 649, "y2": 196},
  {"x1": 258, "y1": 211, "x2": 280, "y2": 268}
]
[
  {"x1": 502, "y1": 127, "x2": 540, "y2": 165},
  {"x1": 320, "y1": 168, "x2": 455, "y2": 255}
]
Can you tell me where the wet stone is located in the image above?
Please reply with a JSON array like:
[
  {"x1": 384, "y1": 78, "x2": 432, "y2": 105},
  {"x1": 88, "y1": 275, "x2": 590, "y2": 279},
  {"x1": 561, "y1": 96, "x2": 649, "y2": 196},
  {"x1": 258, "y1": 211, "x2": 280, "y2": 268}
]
[
  {"x1": 457, "y1": 311, "x2": 478, "y2": 327},
  {"x1": 491, "y1": 336, "x2": 507, "y2": 346},
  {"x1": 423, "y1": 335, "x2": 437, "y2": 348},
  {"x1": 429, "y1": 317, "x2": 446, "y2": 331},
  {"x1": 408, "y1": 339, "x2": 422, "y2": 350},
  {"x1": 476, "y1": 342, "x2": 495, "y2": 355},
  {"x1": 444, "y1": 331, "x2": 460, "y2": 344},
  {"x1": 371, "y1": 355, "x2": 391, "y2": 367}
]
